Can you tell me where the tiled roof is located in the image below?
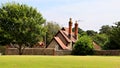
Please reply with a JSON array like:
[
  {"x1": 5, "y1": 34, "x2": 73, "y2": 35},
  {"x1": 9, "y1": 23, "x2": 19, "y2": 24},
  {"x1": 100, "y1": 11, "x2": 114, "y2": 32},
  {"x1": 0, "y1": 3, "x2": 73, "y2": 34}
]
[
  {"x1": 61, "y1": 27, "x2": 76, "y2": 43},
  {"x1": 54, "y1": 37, "x2": 68, "y2": 49},
  {"x1": 48, "y1": 27, "x2": 77, "y2": 50},
  {"x1": 59, "y1": 30, "x2": 71, "y2": 42},
  {"x1": 93, "y1": 42, "x2": 101, "y2": 50}
]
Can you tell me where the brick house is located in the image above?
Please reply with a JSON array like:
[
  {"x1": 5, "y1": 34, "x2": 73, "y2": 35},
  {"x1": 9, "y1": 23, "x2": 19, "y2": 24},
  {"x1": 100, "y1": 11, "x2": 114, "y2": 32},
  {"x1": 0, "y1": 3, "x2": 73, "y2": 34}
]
[
  {"x1": 47, "y1": 18, "x2": 78, "y2": 50},
  {"x1": 47, "y1": 18, "x2": 101, "y2": 51}
]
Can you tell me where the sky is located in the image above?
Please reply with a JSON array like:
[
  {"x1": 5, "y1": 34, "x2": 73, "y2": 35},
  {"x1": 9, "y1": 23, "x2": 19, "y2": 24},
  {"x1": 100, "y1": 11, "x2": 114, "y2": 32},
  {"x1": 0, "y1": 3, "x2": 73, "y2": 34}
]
[{"x1": 1, "y1": 0, "x2": 120, "y2": 32}]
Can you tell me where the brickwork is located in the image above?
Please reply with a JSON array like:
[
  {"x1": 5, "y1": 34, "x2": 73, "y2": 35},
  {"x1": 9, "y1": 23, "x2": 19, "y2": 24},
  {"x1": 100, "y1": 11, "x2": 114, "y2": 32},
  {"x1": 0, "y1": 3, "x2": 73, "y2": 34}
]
[
  {"x1": 55, "y1": 50, "x2": 72, "y2": 55},
  {"x1": 5, "y1": 48, "x2": 120, "y2": 55},
  {"x1": 5, "y1": 48, "x2": 71, "y2": 55},
  {"x1": 5, "y1": 48, "x2": 55, "y2": 55},
  {"x1": 94, "y1": 50, "x2": 120, "y2": 55}
]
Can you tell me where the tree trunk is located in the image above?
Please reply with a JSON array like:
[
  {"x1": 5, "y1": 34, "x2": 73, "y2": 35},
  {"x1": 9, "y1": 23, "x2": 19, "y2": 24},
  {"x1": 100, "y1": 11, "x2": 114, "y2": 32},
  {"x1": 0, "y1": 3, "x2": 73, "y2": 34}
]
[{"x1": 18, "y1": 45, "x2": 22, "y2": 55}]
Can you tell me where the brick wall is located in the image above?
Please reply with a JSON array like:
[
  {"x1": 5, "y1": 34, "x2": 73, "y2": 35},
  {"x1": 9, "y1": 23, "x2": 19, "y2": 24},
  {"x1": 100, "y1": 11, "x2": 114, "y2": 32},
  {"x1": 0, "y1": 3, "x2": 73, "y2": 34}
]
[
  {"x1": 5, "y1": 48, "x2": 120, "y2": 55},
  {"x1": 5, "y1": 48, "x2": 55, "y2": 55},
  {"x1": 94, "y1": 50, "x2": 120, "y2": 56},
  {"x1": 5, "y1": 48, "x2": 71, "y2": 55},
  {"x1": 55, "y1": 50, "x2": 72, "y2": 55}
]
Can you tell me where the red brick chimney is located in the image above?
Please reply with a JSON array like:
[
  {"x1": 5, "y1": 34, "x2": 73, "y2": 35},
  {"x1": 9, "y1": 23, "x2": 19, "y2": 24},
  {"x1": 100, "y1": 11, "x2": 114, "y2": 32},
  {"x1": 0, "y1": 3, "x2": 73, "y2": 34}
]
[
  {"x1": 69, "y1": 18, "x2": 73, "y2": 39},
  {"x1": 74, "y1": 21, "x2": 78, "y2": 40}
]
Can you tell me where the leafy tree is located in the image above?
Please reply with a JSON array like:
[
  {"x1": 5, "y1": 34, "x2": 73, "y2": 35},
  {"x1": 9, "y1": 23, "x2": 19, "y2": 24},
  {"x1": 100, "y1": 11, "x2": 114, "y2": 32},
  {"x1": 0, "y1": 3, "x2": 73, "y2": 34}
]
[
  {"x1": 99, "y1": 25, "x2": 112, "y2": 34},
  {"x1": 72, "y1": 35, "x2": 94, "y2": 55},
  {"x1": 111, "y1": 22, "x2": 120, "y2": 46},
  {"x1": 0, "y1": 3, "x2": 46, "y2": 55},
  {"x1": 73, "y1": 27, "x2": 87, "y2": 38},
  {"x1": 0, "y1": 46, "x2": 6, "y2": 55},
  {"x1": 72, "y1": 27, "x2": 84, "y2": 34},
  {"x1": 86, "y1": 30, "x2": 97, "y2": 36},
  {"x1": 104, "y1": 22, "x2": 120, "y2": 50},
  {"x1": 103, "y1": 39, "x2": 119, "y2": 50},
  {"x1": 92, "y1": 34, "x2": 108, "y2": 48},
  {"x1": 46, "y1": 22, "x2": 60, "y2": 45}
]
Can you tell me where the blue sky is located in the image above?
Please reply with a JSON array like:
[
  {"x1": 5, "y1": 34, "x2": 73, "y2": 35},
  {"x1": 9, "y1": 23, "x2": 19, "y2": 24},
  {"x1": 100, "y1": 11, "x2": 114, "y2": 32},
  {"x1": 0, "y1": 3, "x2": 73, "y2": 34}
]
[{"x1": 1, "y1": 0, "x2": 120, "y2": 31}]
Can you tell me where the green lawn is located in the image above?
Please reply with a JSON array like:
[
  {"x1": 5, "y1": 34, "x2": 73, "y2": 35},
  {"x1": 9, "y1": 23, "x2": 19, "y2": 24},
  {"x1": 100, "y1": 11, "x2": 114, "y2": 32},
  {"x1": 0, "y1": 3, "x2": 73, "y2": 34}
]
[{"x1": 0, "y1": 56, "x2": 120, "y2": 68}]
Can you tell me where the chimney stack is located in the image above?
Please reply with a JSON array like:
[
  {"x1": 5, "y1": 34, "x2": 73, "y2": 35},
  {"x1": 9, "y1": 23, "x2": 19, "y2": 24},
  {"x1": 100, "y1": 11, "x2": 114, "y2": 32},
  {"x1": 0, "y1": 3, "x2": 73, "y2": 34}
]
[
  {"x1": 74, "y1": 21, "x2": 78, "y2": 40},
  {"x1": 69, "y1": 18, "x2": 73, "y2": 39}
]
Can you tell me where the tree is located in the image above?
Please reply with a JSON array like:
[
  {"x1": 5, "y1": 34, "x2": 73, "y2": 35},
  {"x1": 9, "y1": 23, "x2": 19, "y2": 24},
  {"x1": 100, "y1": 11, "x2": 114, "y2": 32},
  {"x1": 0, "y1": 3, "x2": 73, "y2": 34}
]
[
  {"x1": 72, "y1": 27, "x2": 84, "y2": 34},
  {"x1": 99, "y1": 25, "x2": 112, "y2": 34},
  {"x1": 46, "y1": 22, "x2": 60, "y2": 45},
  {"x1": 104, "y1": 22, "x2": 120, "y2": 49},
  {"x1": 72, "y1": 35, "x2": 94, "y2": 55},
  {"x1": 86, "y1": 30, "x2": 97, "y2": 36},
  {"x1": 103, "y1": 39, "x2": 119, "y2": 50},
  {"x1": 92, "y1": 34, "x2": 108, "y2": 48},
  {"x1": 0, "y1": 3, "x2": 46, "y2": 55},
  {"x1": 72, "y1": 27, "x2": 86, "y2": 38},
  {"x1": 111, "y1": 22, "x2": 120, "y2": 46}
]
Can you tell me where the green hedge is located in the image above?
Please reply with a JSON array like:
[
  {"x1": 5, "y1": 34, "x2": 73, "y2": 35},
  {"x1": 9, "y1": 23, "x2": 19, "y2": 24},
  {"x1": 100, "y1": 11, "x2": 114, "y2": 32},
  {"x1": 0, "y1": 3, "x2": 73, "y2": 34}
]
[
  {"x1": 72, "y1": 35, "x2": 94, "y2": 55},
  {"x1": 0, "y1": 46, "x2": 6, "y2": 55}
]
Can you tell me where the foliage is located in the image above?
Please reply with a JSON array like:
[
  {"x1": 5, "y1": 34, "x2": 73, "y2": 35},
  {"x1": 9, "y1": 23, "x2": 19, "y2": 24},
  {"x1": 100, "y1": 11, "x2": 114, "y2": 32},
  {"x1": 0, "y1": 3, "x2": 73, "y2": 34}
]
[
  {"x1": 73, "y1": 27, "x2": 87, "y2": 37},
  {"x1": 103, "y1": 39, "x2": 119, "y2": 50},
  {"x1": 0, "y1": 2, "x2": 46, "y2": 55},
  {"x1": 72, "y1": 35, "x2": 94, "y2": 55},
  {"x1": 72, "y1": 27, "x2": 84, "y2": 34},
  {"x1": 79, "y1": 32, "x2": 87, "y2": 37},
  {"x1": 110, "y1": 22, "x2": 120, "y2": 46},
  {"x1": 92, "y1": 34, "x2": 108, "y2": 48},
  {"x1": 0, "y1": 46, "x2": 6, "y2": 55},
  {"x1": 103, "y1": 22, "x2": 120, "y2": 50},
  {"x1": 86, "y1": 30, "x2": 97, "y2": 36},
  {"x1": 46, "y1": 22, "x2": 60, "y2": 45},
  {"x1": 99, "y1": 25, "x2": 112, "y2": 35}
]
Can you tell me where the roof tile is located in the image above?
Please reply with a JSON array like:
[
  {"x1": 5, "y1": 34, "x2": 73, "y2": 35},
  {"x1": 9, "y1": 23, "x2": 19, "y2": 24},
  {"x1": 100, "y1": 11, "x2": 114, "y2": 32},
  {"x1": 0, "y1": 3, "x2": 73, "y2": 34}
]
[{"x1": 54, "y1": 37, "x2": 68, "y2": 49}]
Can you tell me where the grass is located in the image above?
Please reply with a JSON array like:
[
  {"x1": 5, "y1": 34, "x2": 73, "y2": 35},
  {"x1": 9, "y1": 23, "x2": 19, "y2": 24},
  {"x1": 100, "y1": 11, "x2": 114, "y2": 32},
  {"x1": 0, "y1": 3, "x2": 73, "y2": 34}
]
[{"x1": 0, "y1": 56, "x2": 120, "y2": 68}]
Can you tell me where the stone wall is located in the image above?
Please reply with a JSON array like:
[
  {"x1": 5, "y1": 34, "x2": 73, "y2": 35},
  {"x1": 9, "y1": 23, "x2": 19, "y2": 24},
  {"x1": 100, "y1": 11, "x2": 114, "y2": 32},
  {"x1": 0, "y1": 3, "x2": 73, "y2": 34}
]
[
  {"x1": 5, "y1": 48, "x2": 71, "y2": 55},
  {"x1": 94, "y1": 50, "x2": 120, "y2": 56},
  {"x1": 5, "y1": 48, "x2": 120, "y2": 56},
  {"x1": 55, "y1": 50, "x2": 72, "y2": 55},
  {"x1": 5, "y1": 48, "x2": 55, "y2": 55}
]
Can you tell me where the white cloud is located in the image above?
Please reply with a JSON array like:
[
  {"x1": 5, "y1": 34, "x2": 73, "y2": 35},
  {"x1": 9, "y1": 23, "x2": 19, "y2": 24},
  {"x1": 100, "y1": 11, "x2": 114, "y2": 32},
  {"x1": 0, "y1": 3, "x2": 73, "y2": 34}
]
[
  {"x1": 41, "y1": 0, "x2": 120, "y2": 31},
  {"x1": 1, "y1": 0, "x2": 120, "y2": 31}
]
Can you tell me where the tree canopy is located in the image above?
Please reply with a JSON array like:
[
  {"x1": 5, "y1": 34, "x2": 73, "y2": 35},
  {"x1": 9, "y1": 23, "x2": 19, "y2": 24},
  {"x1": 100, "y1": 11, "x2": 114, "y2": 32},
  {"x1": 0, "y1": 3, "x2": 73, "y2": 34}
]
[
  {"x1": 99, "y1": 25, "x2": 112, "y2": 34},
  {"x1": 92, "y1": 34, "x2": 108, "y2": 47},
  {"x1": 0, "y1": 2, "x2": 46, "y2": 54},
  {"x1": 104, "y1": 22, "x2": 120, "y2": 49},
  {"x1": 46, "y1": 22, "x2": 60, "y2": 45},
  {"x1": 86, "y1": 30, "x2": 97, "y2": 36}
]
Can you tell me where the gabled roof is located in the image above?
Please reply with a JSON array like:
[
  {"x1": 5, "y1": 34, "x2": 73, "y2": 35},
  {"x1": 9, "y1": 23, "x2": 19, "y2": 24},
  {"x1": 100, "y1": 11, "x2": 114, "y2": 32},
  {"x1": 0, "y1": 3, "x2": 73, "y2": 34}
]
[
  {"x1": 54, "y1": 37, "x2": 68, "y2": 49},
  {"x1": 48, "y1": 27, "x2": 77, "y2": 50},
  {"x1": 59, "y1": 30, "x2": 71, "y2": 42},
  {"x1": 60, "y1": 27, "x2": 76, "y2": 43},
  {"x1": 93, "y1": 42, "x2": 101, "y2": 50}
]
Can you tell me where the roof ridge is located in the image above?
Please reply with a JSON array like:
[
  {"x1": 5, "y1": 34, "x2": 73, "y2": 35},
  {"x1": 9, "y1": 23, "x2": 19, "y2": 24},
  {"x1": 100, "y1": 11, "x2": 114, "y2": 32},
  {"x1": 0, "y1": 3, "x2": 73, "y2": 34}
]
[
  {"x1": 54, "y1": 37, "x2": 68, "y2": 49},
  {"x1": 59, "y1": 30, "x2": 71, "y2": 42}
]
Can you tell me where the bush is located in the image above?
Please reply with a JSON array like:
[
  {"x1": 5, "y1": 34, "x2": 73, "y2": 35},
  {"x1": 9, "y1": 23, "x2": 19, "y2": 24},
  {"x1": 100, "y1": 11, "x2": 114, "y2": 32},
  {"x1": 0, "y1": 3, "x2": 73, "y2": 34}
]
[
  {"x1": 103, "y1": 22, "x2": 120, "y2": 50},
  {"x1": 72, "y1": 35, "x2": 94, "y2": 55},
  {"x1": 103, "y1": 38, "x2": 120, "y2": 50},
  {"x1": 92, "y1": 34, "x2": 108, "y2": 48},
  {"x1": 0, "y1": 46, "x2": 6, "y2": 55}
]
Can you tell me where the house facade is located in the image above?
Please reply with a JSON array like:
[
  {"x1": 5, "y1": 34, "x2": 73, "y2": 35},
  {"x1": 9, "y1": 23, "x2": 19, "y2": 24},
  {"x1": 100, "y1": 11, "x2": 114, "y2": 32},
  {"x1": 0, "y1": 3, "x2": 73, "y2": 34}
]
[{"x1": 47, "y1": 18, "x2": 78, "y2": 50}]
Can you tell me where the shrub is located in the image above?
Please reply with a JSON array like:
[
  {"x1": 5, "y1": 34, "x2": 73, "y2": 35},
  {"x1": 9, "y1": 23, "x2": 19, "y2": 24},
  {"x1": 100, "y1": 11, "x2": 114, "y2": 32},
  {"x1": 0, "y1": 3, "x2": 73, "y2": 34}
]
[
  {"x1": 0, "y1": 46, "x2": 6, "y2": 55},
  {"x1": 72, "y1": 35, "x2": 94, "y2": 55},
  {"x1": 92, "y1": 34, "x2": 108, "y2": 48},
  {"x1": 103, "y1": 38, "x2": 120, "y2": 50},
  {"x1": 103, "y1": 22, "x2": 120, "y2": 50}
]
